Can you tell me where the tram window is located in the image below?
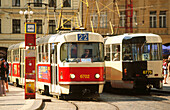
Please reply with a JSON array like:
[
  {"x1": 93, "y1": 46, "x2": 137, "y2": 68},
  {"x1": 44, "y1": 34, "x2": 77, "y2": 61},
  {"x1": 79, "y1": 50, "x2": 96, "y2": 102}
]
[
  {"x1": 112, "y1": 45, "x2": 120, "y2": 61},
  {"x1": 7, "y1": 51, "x2": 11, "y2": 62},
  {"x1": 13, "y1": 49, "x2": 19, "y2": 62},
  {"x1": 123, "y1": 44, "x2": 132, "y2": 60},
  {"x1": 45, "y1": 44, "x2": 48, "y2": 62},
  {"x1": 42, "y1": 45, "x2": 45, "y2": 62},
  {"x1": 38, "y1": 45, "x2": 42, "y2": 62},
  {"x1": 123, "y1": 43, "x2": 162, "y2": 61},
  {"x1": 60, "y1": 42, "x2": 104, "y2": 62},
  {"x1": 105, "y1": 45, "x2": 110, "y2": 61}
]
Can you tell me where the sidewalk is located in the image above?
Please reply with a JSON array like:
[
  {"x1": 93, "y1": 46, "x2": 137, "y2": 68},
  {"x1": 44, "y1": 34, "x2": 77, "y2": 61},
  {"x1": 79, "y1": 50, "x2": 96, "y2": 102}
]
[
  {"x1": 0, "y1": 85, "x2": 73, "y2": 110},
  {"x1": 0, "y1": 85, "x2": 46, "y2": 110}
]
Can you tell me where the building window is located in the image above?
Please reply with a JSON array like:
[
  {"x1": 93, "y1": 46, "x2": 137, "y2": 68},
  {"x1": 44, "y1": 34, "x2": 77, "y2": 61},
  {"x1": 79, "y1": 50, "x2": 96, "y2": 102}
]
[
  {"x1": 13, "y1": 19, "x2": 20, "y2": 33},
  {"x1": 34, "y1": 0, "x2": 42, "y2": 7},
  {"x1": 133, "y1": 11, "x2": 137, "y2": 27},
  {"x1": 63, "y1": 19, "x2": 71, "y2": 28},
  {"x1": 49, "y1": 20, "x2": 56, "y2": 34},
  {"x1": 0, "y1": 19, "x2": 1, "y2": 33},
  {"x1": 12, "y1": 0, "x2": 20, "y2": 7},
  {"x1": 100, "y1": 12, "x2": 107, "y2": 28},
  {"x1": 120, "y1": 11, "x2": 125, "y2": 27},
  {"x1": 0, "y1": 0, "x2": 1, "y2": 7},
  {"x1": 49, "y1": 0, "x2": 56, "y2": 7},
  {"x1": 90, "y1": 14, "x2": 98, "y2": 28},
  {"x1": 34, "y1": 20, "x2": 42, "y2": 34},
  {"x1": 159, "y1": 11, "x2": 166, "y2": 28},
  {"x1": 63, "y1": 0, "x2": 71, "y2": 7},
  {"x1": 150, "y1": 11, "x2": 157, "y2": 28}
]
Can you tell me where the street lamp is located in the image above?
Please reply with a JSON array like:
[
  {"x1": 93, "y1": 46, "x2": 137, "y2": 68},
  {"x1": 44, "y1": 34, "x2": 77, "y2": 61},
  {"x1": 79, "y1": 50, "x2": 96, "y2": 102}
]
[{"x1": 19, "y1": 10, "x2": 33, "y2": 22}]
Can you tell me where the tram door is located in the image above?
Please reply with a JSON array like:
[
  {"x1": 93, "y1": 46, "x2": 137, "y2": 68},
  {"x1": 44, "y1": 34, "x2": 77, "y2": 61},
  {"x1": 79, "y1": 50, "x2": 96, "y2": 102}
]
[{"x1": 51, "y1": 44, "x2": 57, "y2": 93}]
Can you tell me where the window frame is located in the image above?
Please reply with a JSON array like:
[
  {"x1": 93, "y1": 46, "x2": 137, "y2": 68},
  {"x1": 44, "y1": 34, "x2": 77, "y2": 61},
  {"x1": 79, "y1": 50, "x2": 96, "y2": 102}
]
[
  {"x1": 12, "y1": 19, "x2": 21, "y2": 33},
  {"x1": 34, "y1": 19, "x2": 42, "y2": 34},
  {"x1": 159, "y1": 11, "x2": 166, "y2": 28},
  {"x1": 63, "y1": 0, "x2": 71, "y2": 7},
  {"x1": 120, "y1": 11, "x2": 126, "y2": 27},
  {"x1": 12, "y1": 0, "x2": 20, "y2": 7},
  {"x1": 90, "y1": 14, "x2": 98, "y2": 28},
  {"x1": 34, "y1": 0, "x2": 42, "y2": 7},
  {"x1": 100, "y1": 12, "x2": 107, "y2": 28},
  {"x1": 49, "y1": 0, "x2": 56, "y2": 7},
  {"x1": 49, "y1": 20, "x2": 56, "y2": 34},
  {"x1": 150, "y1": 11, "x2": 157, "y2": 28}
]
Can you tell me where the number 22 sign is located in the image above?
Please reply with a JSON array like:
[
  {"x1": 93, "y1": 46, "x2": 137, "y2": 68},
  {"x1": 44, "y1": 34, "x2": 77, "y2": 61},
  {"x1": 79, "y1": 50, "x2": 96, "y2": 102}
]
[{"x1": 77, "y1": 33, "x2": 89, "y2": 41}]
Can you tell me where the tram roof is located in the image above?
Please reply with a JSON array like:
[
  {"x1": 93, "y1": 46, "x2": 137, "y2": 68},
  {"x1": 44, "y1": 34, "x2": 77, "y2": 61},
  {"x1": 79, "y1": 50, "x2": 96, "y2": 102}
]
[
  {"x1": 8, "y1": 42, "x2": 25, "y2": 50},
  {"x1": 36, "y1": 32, "x2": 103, "y2": 45},
  {"x1": 105, "y1": 33, "x2": 162, "y2": 44}
]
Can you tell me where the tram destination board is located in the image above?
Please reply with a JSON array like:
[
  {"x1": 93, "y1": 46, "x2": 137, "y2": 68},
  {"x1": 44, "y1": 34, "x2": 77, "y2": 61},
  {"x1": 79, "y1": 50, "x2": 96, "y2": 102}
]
[{"x1": 77, "y1": 33, "x2": 89, "y2": 41}]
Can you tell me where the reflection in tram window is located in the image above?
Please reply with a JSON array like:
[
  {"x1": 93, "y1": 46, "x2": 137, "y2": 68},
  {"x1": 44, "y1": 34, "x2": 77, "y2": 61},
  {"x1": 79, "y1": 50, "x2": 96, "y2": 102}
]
[
  {"x1": 123, "y1": 44, "x2": 132, "y2": 60},
  {"x1": 60, "y1": 42, "x2": 104, "y2": 62},
  {"x1": 112, "y1": 45, "x2": 120, "y2": 61},
  {"x1": 122, "y1": 43, "x2": 162, "y2": 61}
]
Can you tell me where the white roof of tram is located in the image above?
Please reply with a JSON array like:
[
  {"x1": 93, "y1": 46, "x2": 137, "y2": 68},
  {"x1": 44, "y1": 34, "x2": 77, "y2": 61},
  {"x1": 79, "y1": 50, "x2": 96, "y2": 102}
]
[
  {"x1": 8, "y1": 42, "x2": 25, "y2": 50},
  {"x1": 36, "y1": 32, "x2": 103, "y2": 45},
  {"x1": 8, "y1": 32, "x2": 104, "y2": 50},
  {"x1": 105, "y1": 33, "x2": 162, "y2": 44}
]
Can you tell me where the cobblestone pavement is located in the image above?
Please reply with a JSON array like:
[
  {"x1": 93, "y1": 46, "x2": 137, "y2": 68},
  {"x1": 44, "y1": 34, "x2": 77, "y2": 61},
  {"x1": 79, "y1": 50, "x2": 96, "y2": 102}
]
[
  {"x1": 41, "y1": 91, "x2": 170, "y2": 110},
  {"x1": 100, "y1": 92, "x2": 170, "y2": 110}
]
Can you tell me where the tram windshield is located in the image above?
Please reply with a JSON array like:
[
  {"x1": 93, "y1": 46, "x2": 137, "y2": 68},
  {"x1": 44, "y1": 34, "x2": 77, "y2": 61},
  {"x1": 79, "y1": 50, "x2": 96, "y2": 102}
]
[
  {"x1": 60, "y1": 42, "x2": 104, "y2": 62},
  {"x1": 123, "y1": 43, "x2": 162, "y2": 61}
]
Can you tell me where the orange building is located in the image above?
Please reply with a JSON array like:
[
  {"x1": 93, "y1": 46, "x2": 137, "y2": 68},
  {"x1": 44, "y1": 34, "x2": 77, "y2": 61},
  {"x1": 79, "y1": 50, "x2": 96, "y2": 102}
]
[{"x1": 82, "y1": 0, "x2": 170, "y2": 45}]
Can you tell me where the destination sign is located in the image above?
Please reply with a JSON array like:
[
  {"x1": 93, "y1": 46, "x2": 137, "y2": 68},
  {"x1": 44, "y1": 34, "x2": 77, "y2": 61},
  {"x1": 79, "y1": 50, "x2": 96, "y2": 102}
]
[{"x1": 77, "y1": 33, "x2": 89, "y2": 41}]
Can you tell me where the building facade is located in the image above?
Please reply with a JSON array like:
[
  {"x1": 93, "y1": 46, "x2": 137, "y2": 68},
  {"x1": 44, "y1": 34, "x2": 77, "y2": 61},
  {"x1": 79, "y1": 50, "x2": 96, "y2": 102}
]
[
  {"x1": 0, "y1": 0, "x2": 80, "y2": 49},
  {"x1": 82, "y1": 0, "x2": 170, "y2": 45}
]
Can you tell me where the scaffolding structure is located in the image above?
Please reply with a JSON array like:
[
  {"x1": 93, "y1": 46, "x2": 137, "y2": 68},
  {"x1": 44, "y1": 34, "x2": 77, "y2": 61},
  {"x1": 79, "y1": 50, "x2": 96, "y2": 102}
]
[{"x1": 125, "y1": 0, "x2": 133, "y2": 33}]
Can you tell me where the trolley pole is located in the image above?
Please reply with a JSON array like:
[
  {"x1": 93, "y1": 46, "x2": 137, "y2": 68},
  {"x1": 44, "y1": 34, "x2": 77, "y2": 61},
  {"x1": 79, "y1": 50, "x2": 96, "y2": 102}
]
[{"x1": 24, "y1": 22, "x2": 36, "y2": 99}]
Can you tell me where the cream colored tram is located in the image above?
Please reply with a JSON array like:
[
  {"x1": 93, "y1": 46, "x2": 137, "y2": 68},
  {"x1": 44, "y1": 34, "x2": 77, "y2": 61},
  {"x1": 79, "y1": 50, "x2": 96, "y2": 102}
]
[{"x1": 104, "y1": 33, "x2": 163, "y2": 91}]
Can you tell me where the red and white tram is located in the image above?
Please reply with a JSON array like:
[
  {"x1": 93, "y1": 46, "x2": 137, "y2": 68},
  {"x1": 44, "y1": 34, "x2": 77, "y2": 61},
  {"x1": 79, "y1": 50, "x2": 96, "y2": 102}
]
[
  {"x1": 8, "y1": 42, "x2": 25, "y2": 86},
  {"x1": 8, "y1": 31, "x2": 105, "y2": 98}
]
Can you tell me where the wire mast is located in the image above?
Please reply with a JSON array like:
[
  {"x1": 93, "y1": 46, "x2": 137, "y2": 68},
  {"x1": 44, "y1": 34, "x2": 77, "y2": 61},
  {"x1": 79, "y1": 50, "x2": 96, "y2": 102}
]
[{"x1": 125, "y1": 0, "x2": 133, "y2": 33}]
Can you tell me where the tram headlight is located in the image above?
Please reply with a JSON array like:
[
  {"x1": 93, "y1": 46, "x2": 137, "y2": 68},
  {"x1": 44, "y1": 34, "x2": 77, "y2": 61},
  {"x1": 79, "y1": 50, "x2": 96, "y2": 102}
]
[
  {"x1": 70, "y1": 74, "x2": 76, "y2": 79},
  {"x1": 95, "y1": 73, "x2": 100, "y2": 79}
]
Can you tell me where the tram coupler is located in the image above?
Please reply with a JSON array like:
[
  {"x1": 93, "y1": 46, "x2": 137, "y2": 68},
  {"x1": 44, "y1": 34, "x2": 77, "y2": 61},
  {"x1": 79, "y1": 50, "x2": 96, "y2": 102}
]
[{"x1": 82, "y1": 89, "x2": 91, "y2": 95}]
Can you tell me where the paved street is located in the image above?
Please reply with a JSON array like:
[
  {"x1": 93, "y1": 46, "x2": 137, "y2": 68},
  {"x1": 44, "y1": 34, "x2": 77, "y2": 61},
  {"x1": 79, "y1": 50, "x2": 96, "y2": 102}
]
[{"x1": 1, "y1": 77, "x2": 170, "y2": 110}]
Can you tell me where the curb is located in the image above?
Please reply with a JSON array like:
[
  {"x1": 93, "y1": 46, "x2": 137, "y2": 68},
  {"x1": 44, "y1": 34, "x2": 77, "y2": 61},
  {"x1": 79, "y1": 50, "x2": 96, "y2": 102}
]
[
  {"x1": 28, "y1": 99, "x2": 43, "y2": 110},
  {"x1": 18, "y1": 99, "x2": 43, "y2": 110}
]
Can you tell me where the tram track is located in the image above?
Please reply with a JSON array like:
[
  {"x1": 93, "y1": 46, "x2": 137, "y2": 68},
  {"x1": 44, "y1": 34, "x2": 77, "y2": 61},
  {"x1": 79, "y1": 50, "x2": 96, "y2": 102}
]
[
  {"x1": 96, "y1": 99, "x2": 120, "y2": 110},
  {"x1": 66, "y1": 98, "x2": 120, "y2": 110},
  {"x1": 67, "y1": 101, "x2": 79, "y2": 110}
]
